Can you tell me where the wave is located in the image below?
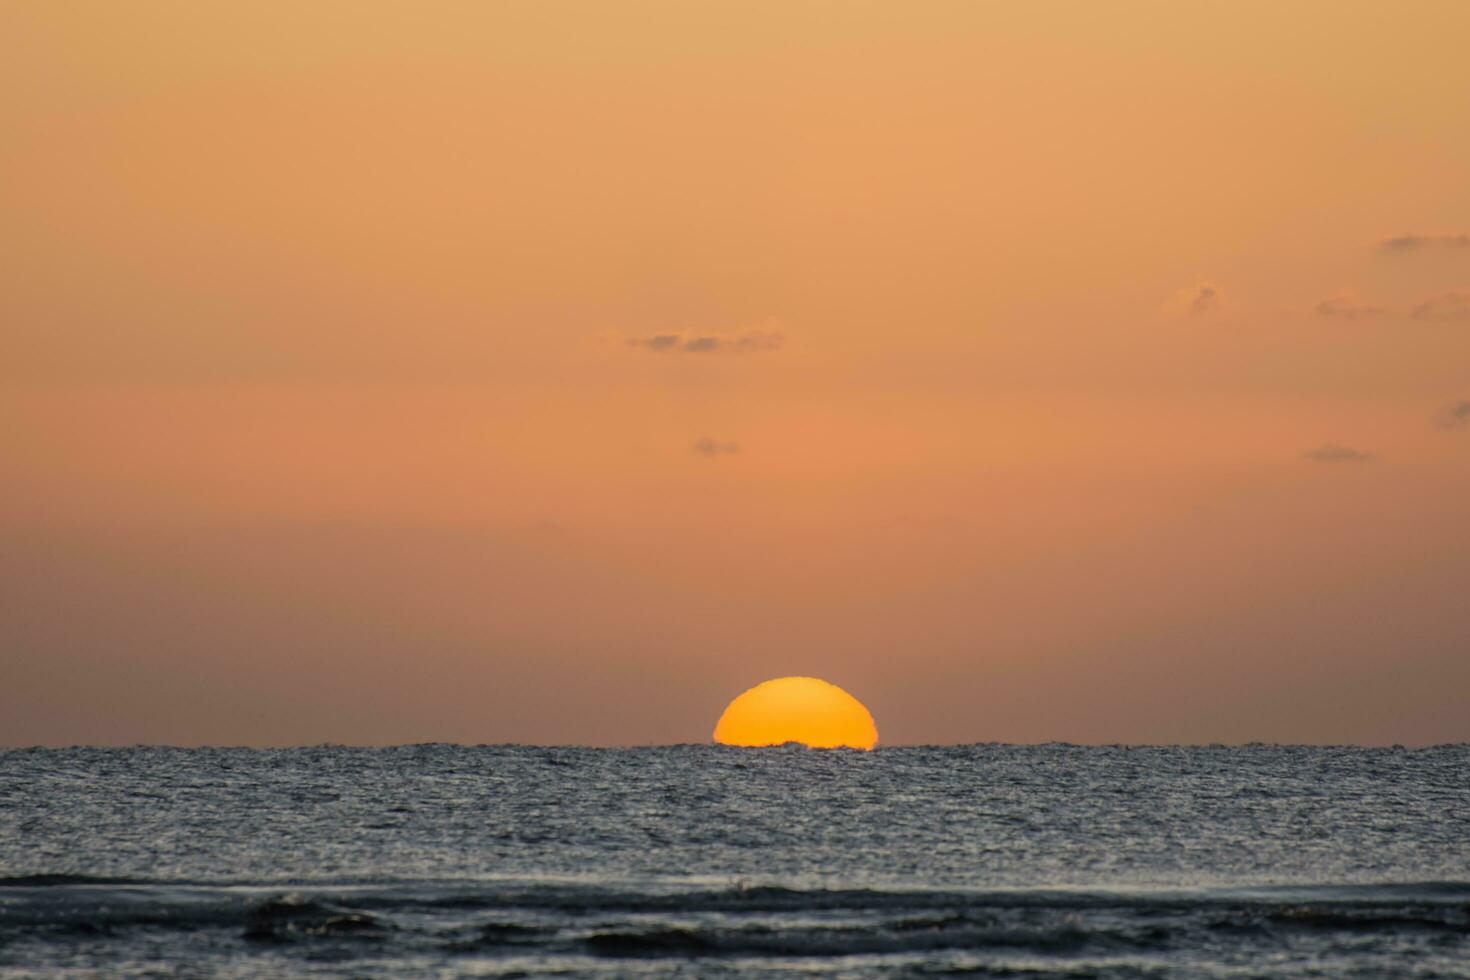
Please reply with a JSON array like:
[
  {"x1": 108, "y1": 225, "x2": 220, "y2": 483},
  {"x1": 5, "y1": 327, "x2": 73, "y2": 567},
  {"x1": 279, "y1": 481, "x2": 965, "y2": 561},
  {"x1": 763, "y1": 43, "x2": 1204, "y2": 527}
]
[
  {"x1": 6, "y1": 874, "x2": 1470, "y2": 902},
  {"x1": 581, "y1": 922, "x2": 1111, "y2": 958},
  {"x1": 242, "y1": 895, "x2": 388, "y2": 942},
  {"x1": 0, "y1": 873, "x2": 153, "y2": 887},
  {"x1": 4, "y1": 877, "x2": 1467, "y2": 939},
  {"x1": 354, "y1": 879, "x2": 1470, "y2": 914}
]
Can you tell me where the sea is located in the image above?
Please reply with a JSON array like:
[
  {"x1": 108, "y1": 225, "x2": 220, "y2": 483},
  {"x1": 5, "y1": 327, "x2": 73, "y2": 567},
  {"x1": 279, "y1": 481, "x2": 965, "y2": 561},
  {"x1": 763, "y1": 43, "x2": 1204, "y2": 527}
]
[{"x1": 1, "y1": 744, "x2": 1467, "y2": 978}]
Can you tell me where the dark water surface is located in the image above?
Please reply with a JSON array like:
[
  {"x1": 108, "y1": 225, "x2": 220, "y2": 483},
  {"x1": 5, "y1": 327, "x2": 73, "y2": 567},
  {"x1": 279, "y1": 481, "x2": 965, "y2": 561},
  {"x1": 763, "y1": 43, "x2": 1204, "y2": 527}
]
[{"x1": 2, "y1": 744, "x2": 1467, "y2": 977}]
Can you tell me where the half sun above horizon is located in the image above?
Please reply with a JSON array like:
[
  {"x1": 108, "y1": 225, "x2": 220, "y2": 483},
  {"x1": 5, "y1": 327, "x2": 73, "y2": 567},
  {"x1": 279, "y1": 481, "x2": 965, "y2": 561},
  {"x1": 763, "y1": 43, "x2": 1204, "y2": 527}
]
[{"x1": 713, "y1": 676, "x2": 879, "y2": 750}]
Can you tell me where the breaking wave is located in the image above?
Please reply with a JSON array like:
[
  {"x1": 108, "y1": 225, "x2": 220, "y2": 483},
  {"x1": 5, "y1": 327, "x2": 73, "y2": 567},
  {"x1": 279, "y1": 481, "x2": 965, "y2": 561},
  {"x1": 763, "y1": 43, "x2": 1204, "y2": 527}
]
[{"x1": 4, "y1": 877, "x2": 1467, "y2": 957}]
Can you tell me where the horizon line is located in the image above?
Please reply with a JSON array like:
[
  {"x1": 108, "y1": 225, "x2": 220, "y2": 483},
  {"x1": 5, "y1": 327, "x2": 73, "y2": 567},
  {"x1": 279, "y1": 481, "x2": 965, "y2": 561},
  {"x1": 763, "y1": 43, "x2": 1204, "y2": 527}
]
[{"x1": 4, "y1": 740, "x2": 1467, "y2": 751}]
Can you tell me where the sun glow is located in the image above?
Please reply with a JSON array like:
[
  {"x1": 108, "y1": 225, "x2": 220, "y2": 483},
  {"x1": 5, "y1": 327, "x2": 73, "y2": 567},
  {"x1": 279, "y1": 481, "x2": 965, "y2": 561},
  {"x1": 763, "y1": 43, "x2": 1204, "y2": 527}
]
[{"x1": 712, "y1": 677, "x2": 878, "y2": 750}]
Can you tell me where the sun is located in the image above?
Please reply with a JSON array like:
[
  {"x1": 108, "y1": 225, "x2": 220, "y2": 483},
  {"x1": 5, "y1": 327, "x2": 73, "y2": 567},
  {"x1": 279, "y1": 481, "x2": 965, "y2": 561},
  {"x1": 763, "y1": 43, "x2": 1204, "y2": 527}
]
[{"x1": 713, "y1": 676, "x2": 878, "y2": 750}]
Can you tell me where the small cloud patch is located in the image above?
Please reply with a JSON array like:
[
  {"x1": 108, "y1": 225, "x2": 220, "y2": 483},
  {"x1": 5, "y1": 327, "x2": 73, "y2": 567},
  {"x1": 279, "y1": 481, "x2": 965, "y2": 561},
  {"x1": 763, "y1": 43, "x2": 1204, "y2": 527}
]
[
  {"x1": 1410, "y1": 290, "x2": 1470, "y2": 320},
  {"x1": 1188, "y1": 283, "x2": 1222, "y2": 315},
  {"x1": 692, "y1": 438, "x2": 741, "y2": 457},
  {"x1": 628, "y1": 334, "x2": 682, "y2": 351},
  {"x1": 1166, "y1": 281, "x2": 1224, "y2": 317},
  {"x1": 1435, "y1": 399, "x2": 1470, "y2": 430},
  {"x1": 728, "y1": 330, "x2": 783, "y2": 352},
  {"x1": 1315, "y1": 294, "x2": 1384, "y2": 319},
  {"x1": 1379, "y1": 234, "x2": 1470, "y2": 253},
  {"x1": 1304, "y1": 444, "x2": 1373, "y2": 463},
  {"x1": 626, "y1": 327, "x2": 784, "y2": 355},
  {"x1": 1187, "y1": 283, "x2": 1223, "y2": 314}
]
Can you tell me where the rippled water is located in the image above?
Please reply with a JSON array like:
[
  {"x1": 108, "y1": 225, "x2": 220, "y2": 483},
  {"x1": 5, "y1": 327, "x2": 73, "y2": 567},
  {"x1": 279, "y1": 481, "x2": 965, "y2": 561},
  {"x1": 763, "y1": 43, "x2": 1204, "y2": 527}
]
[{"x1": 2, "y1": 745, "x2": 1468, "y2": 976}]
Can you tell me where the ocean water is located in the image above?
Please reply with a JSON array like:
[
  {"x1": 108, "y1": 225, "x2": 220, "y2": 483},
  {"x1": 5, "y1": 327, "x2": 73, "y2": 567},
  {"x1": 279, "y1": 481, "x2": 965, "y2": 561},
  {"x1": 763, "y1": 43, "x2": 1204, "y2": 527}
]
[{"x1": 2, "y1": 744, "x2": 1468, "y2": 978}]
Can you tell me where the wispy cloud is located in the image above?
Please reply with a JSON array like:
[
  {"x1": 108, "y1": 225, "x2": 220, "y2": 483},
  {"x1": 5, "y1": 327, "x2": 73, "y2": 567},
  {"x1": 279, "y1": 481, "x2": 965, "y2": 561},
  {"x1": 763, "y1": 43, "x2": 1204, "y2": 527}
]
[
  {"x1": 1166, "y1": 281, "x2": 1224, "y2": 317},
  {"x1": 692, "y1": 437, "x2": 741, "y2": 456},
  {"x1": 1304, "y1": 444, "x2": 1373, "y2": 463},
  {"x1": 727, "y1": 330, "x2": 783, "y2": 352},
  {"x1": 1379, "y1": 233, "x2": 1470, "y2": 253},
  {"x1": 1435, "y1": 399, "x2": 1470, "y2": 430},
  {"x1": 1315, "y1": 294, "x2": 1385, "y2": 320},
  {"x1": 1410, "y1": 290, "x2": 1470, "y2": 320},
  {"x1": 1188, "y1": 283, "x2": 1222, "y2": 315},
  {"x1": 628, "y1": 334, "x2": 683, "y2": 352},
  {"x1": 626, "y1": 327, "x2": 784, "y2": 355}
]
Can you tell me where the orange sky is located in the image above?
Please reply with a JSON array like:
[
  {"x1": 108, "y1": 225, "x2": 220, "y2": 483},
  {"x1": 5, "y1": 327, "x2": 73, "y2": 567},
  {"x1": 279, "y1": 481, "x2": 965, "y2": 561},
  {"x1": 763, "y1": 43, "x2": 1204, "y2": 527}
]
[{"x1": 4, "y1": 1, "x2": 1469, "y2": 746}]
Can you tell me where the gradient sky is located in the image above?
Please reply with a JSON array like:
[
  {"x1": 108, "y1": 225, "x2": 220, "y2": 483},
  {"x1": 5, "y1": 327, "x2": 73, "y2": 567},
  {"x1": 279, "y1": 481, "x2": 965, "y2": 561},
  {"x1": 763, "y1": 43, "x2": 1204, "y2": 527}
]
[{"x1": 4, "y1": 1, "x2": 1470, "y2": 746}]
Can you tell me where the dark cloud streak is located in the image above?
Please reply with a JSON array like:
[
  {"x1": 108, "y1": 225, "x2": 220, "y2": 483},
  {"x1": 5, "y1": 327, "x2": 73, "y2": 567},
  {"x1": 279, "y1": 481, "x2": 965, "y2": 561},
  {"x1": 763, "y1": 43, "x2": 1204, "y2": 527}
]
[
  {"x1": 1379, "y1": 233, "x2": 1470, "y2": 253},
  {"x1": 1189, "y1": 284, "x2": 1221, "y2": 315},
  {"x1": 627, "y1": 334, "x2": 682, "y2": 351},
  {"x1": 691, "y1": 438, "x2": 741, "y2": 456},
  {"x1": 627, "y1": 330, "x2": 784, "y2": 354},
  {"x1": 1436, "y1": 400, "x2": 1470, "y2": 430},
  {"x1": 1315, "y1": 295, "x2": 1384, "y2": 319},
  {"x1": 1304, "y1": 444, "x2": 1373, "y2": 463},
  {"x1": 1410, "y1": 290, "x2": 1470, "y2": 320}
]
